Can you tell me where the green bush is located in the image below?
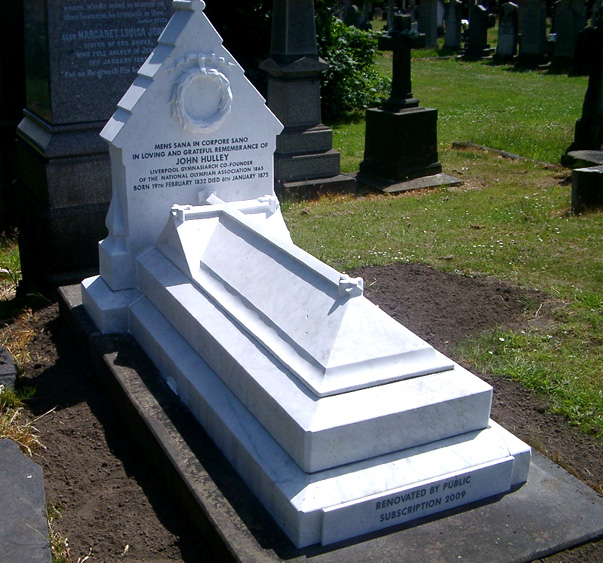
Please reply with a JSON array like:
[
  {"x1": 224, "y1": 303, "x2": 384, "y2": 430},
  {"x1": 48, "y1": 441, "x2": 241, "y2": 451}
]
[
  {"x1": 206, "y1": 1, "x2": 388, "y2": 121},
  {"x1": 316, "y1": 5, "x2": 390, "y2": 120}
]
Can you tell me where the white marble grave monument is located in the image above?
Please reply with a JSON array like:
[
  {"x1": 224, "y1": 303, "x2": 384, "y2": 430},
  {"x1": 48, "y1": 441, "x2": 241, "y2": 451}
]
[{"x1": 82, "y1": 0, "x2": 531, "y2": 548}]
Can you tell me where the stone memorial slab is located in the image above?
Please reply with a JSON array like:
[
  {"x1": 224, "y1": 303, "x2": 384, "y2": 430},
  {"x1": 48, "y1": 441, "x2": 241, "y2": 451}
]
[
  {"x1": 553, "y1": 0, "x2": 587, "y2": 67},
  {"x1": 24, "y1": 0, "x2": 172, "y2": 124},
  {"x1": 82, "y1": 0, "x2": 530, "y2": 549},
  {"x1": 465, "y1": 3, "x2": 490, "y2": 59},
  {"x1": 15, "y1": 0, "x2": 172, "y2": 288},
  {"x1": 0, "y1": 439, "x2": 51, "y2": 562},
  {"x1": 496, "y1": 2, "x2": 519, "y2": 61},
  {"x1": 419, "y1": 0, "x2": 439, "y2": 47},
  {"x1": 517, "y1": 0, "x2": 548, "y2": 66},
  {"x1": 444, "y1": 0, "x2": 463, "y2": 49}
]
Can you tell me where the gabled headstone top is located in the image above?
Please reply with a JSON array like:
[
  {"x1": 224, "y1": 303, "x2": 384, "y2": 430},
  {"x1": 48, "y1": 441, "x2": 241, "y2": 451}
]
[{"x1": 99, "y1": 0, "x2": 283, "y2": 291}]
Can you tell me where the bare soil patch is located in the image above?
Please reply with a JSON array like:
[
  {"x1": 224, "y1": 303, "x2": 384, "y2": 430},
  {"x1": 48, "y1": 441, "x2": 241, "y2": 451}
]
[{"x1": 7, "y1": 262, "x2": 602, "y2": 561}]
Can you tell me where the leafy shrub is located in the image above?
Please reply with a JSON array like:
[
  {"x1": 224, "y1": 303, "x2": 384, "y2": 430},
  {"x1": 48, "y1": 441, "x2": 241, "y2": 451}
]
[
  {"x1": 206, "y1": 1, "x2": 388, "y2": 121},
  {"x1": 316, "y1": 6, "x2": 390, "y2": 119}
]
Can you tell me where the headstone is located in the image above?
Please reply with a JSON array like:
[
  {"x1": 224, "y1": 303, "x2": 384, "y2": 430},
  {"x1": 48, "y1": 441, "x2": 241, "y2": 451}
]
[
  {"x1": 82, "y1": 0, "x2": 530, "y2": 548},
  {"x1": 259, "y1": 0, "x2": 355, "y2": 197},
  {"x1": 0, "y1": 439, "x2": 51, "y2": 562},
  {"x1": 517, "y1": 0, "x2": 548, "y2": 66},
  {"x1": 571, "y1": 165, "x2": 603, "y2": 212},
  {"x1": 0, "y1": 0, "x2": 25, "y2": 233},
  {"x1": 418, "y1": 0, "x2": 439, "y2": 46},
  {"x1": 465, "y1": 3, "x2": 490, "y2": 59},
  {"x1": 359, "y1": 15, "x2": 445, "y2": 186},
  {"x1": 15, "y1": 0, "x2": 172, "y2": 289},
  {"x1": 344, "y1": 3, "x2": 362, "y2": 27},
  {"x1": 563, "y1": 19, "x2": 603, "y2": 155},
  {"x1": 444, "y1": 0, "x2": 463, "y2": 49},
  {"x1": 0, "y1": 346, "x2": 17, "y2": 389},
  {"x1": 552, "y1": 0, "x2": 587, "y2": 68},
  {"x1": 495, "y1": 2, "x2": 519, "y2": 61}
]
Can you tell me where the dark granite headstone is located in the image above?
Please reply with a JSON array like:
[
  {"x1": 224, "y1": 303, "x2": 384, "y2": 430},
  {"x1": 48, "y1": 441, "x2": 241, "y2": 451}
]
[
  {"x1": 571, "y1": 165, "x2": 603, "y2": 212},
  {"x1": 495, "y1": 2, "x2": 519, "y2": 61},
  {"x1": 359, "y1": 15, "x2": 442, "y2": 185},
  {"x1": 0, "y1": 0, "x2": 26, "y2": 233},
  {"x1": 552, "y1": 0, "x2": 587, "y2": 69},
  {"x1": 444, "y1": 0, "x2": 463, "y2": 49},
  {"x1": 15, "y1": 0, "x2": 172, "y2": 290},
  {"x1": 0, "y1": 439, "x2": 51, "y2": 562},
  {"x1": 260, "y1": 0, "x2": 355, "y2": 197},
  {"x1": 517, "y1": 0, "x2": 548, "y2": 66},
  {"x1": 465, "y1": 4, "x2": 490, "y2": 59},
  {"x1": 419, "y1": 0, "x2": 439, "y2": 46}
]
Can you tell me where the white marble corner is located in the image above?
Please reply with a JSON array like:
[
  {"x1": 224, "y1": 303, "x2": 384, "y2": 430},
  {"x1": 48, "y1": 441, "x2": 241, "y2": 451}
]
[{"x1": 81, "y1": 276, "x2": 140, "y2": 334}]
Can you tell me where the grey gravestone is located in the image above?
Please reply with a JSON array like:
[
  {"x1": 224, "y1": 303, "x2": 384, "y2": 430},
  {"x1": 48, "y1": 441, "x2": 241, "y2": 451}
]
[
  {"x1": 419, "y1": 0, "x2": 439, "y2": 47},
  {"x1": 0, "y1": 439, "x2": 51, "y2": 562},
  {"x1": 552, "y1": 0, "x2": 586, "y2": 68},
  {"x1": 444, "y1": 0, "x2": 463, "y2": 49},
  {"x1": 260, "y1": 0, "x2": 355, "y2": 197},
  {"x1": 517, "y1": 0, "x2": 548, "y2": 66},
  {"x1": 0, "y1": 0, "x2": 25, "y2": 233},
  {"x1": 15, "y1": 0, "x2": 172, "y2": 289},
  {"x1": 465, "y1": 3, "x2": 490, "y2": 59},
  {"x1": 360, "y1": 15, "x2": 442, "y2": 185},
  {"x1": 0, "y1": 346, "x2": 17, "y2": 389},
  {"x1": 495, "y1": 2, "x2": 519, "y2": 61}
]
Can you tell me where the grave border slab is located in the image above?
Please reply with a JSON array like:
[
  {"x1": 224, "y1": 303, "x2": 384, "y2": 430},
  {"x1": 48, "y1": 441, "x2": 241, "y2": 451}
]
[{"x1": 58, "y1": 284, "x2": 603, "y2": 562}]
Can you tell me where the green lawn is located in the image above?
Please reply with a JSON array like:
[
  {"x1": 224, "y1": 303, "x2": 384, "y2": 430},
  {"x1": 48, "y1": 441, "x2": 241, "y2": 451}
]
[{"x1": 286, "y1": 55, "x2": 601, "y2": 440}]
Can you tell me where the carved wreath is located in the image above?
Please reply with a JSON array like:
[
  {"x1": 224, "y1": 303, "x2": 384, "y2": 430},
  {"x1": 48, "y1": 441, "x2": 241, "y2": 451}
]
[{"x1": 171, "y1": 53, "x2": 234, "y2": 131}]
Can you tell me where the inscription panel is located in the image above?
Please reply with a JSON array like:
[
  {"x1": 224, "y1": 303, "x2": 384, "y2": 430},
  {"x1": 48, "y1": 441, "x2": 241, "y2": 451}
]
[
  {"x1": 25, "y1": 0, "x2": 172, "y2": 123},
  {"x1": 322, "y1": 458, "x2": 514, "y2": 546}
]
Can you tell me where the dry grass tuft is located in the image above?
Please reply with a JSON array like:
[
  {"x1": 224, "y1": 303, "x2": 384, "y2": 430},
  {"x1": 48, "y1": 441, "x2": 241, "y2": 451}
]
[
  {"x1": 0, "y1": 308, "x2": 36, "y2": 370},
  {"x1": 0, "y1": 385, "x2": 51, "y2": 457}
]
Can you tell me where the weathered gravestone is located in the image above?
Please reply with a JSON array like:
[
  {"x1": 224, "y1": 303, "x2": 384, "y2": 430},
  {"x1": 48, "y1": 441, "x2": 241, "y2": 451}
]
[
  {"x1": 465, "y1": 3, "x2": 491, "y2": 59},
  {"x1": 517, "y1": 0, "x2": 548, "y2": 66},
  {"x1": 15, "y1": 0, "x2": 172, "y2": 289},
  {"x1": 419, "y1": 0, "x2": 440, "y2": 47},
  {"x1": 552, "y1": 0, "x2": 587, "y2": 69},
  {"x1": 83, "y1": 1, "x2": 530, "y2": 547},
  {"x1": 444, "y1": 0, "x2": 463, "y2": 49},
  {"x1": 495, "y1": 2, "x2": 519, "y2": 61},
  {"x1": 260, "y1": 0, "x2": 354, "y2": 198},
  {"x1": 359, "y1": 15, "x2": 460, "y2": 191},
  {"x1": 0, "y1": 0, "x2": 25, "y2": 233}
]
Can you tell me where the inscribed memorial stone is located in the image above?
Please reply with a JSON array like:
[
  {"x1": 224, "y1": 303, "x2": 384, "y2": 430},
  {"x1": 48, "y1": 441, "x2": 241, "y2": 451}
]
[
  {"x1": 15, "y1": 0, "x2": 172, "y2": 288},
  {"x1": 83, "y1": 0, "x2": 531, "y2": 549}
]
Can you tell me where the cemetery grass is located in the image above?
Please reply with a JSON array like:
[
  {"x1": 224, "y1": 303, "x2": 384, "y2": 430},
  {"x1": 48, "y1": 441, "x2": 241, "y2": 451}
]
[{"x1": 335, "y1": 56, "x2": 588, "y2": 171}]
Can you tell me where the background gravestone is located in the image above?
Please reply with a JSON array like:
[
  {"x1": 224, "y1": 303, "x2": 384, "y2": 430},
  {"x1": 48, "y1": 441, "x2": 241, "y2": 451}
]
[
  {"x1": 260, "y1": 0, "x2": 355, "y2": 197},
  {"x1": 444, "y1": 0, "x2": 463, "y2": 49},
  {"x1": 552, "y1": 0, "x2": 586, "y2": 69},
  {"x1": 495, "y1": 2, "x2": 519, "y2": 61},
  {"x1": 517, "y1": 0, "x2": 548, "y2": 66},
  {"x1": 418, "y1": 0, "x2": 439, "y2": 47},
  {"x1": 0, "y1": 0, "x2": 25, "y2": 233},
  {"x1": 465, "y1": 3, "x2": 490, "y2": 59},
  {"x1": 15, "y1": 0, "x2": 172, "y2": 290}
]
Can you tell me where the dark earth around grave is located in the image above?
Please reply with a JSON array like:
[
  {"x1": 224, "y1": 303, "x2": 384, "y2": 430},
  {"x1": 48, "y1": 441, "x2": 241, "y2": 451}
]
[{"x1": 9, "y1": 262, "x2": 603, "y2": 561}]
